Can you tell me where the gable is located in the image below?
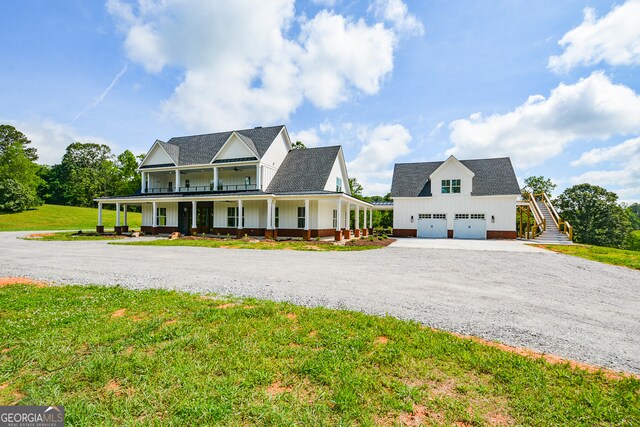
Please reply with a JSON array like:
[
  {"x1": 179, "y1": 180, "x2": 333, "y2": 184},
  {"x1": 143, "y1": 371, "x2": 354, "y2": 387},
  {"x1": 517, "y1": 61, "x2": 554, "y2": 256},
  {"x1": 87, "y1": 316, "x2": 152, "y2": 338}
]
[
  {"x1": 323, "y1": 149, "x2": 350, "y2": 195},
  {"x1": 140, "y1": 142, "x2": 176, "y2": 167},
  {"x1": 266, "y1": 146, "x2": 342, "y2": 193},
  {"x1": 214, "y1": 133, "x2": 258, "y2": 161},
  {"x1": 430, "y1": 156, "x2": 474, "y2": 196}
]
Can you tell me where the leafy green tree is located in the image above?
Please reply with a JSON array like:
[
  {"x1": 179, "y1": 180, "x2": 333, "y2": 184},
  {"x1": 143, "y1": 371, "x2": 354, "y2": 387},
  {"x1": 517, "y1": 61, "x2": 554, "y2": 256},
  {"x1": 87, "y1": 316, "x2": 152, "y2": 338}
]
[
  {"x1": 0, "y1": 125, "x2": 42, "y2": 211},
  {"x1": 348, "y1": 177, "x2": 363, "y2": 199},
  {"x1": 58, "y1": 142, "x2": 116, "y2": 207},
  {"x1": 292, "y1": 140, "x2": 306, "y2": 150},
  {"x1": 113, "y1": 150, "x2": 141, "y2": 196},
  {"x1": 522, "y1": 175, "x2": 557, "y2": 197},
  {"x1": 555, "y1": 184, "x2": 631, "y2": 247},
  {"x1": 626, "y1": 203, "x2": 640, "y2": 230}
]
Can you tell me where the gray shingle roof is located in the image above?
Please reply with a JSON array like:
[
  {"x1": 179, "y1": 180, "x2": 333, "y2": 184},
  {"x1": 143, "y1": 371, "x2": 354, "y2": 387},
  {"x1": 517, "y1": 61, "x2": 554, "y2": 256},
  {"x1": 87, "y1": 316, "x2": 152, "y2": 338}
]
[
  {"x1": 152, "y1": 125, "x2": 285, "y2": 166},
  {"x1": 391, "y1": 157, "x2": 521, "y2": 197},
  {"x1": 266, "y1": 146, "x2": 341, "y2": 193}
]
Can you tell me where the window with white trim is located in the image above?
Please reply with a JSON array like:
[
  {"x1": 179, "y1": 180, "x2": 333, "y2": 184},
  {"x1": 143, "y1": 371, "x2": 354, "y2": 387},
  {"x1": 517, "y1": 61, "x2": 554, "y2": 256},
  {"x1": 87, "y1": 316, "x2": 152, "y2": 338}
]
[
  {"x1": 332, "y1": 209, "x2": 338, "y2": 228},
  {"x1": 227, "y1": 207, "x2": 237, "y2": 227},
  {"x1": 336, "y1": 177, "x2": 343, "y2": 192},
  {"x1": 433, "y1": 214, "x2": 446, "y2": 219},
  {"x1": 442, "y1": 179, "x2": 461, "y2": 194},
  {"x1": 455, "y1": 213, "x2": 469, "y2": 220},
  {"x1": 418, "y1": 214, "x2": 431, "y2": 219},
  {"x1": 297, "y1": 207, "x2": 305, "y2": 228},
  {"x1": 275, "y1": 207, "x2": 280, "y2": 228},
  {"x1": 157, "y1": 207, "x2": 167, "y2": 226},
  {"x1": 185, "y1": 179, "x2": 190, "y2": 188},
  {"x1": 470, "y1": 214, "x2": 485, "y2": 220}
]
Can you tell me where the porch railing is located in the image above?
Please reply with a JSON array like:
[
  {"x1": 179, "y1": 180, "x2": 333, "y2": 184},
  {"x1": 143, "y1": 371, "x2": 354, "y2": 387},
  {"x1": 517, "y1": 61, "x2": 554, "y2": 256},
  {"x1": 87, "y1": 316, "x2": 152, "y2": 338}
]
[{"x1": 144, "y1": 184, "x2": 258, "y2": 194}]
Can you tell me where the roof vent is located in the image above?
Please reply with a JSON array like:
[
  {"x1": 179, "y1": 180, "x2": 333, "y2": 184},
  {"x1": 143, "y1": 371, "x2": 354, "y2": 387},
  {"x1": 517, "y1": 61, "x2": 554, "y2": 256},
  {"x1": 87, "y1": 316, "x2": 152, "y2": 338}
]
[{"x1": 254, "y1": 126, "x2": 262, "y2": 129}]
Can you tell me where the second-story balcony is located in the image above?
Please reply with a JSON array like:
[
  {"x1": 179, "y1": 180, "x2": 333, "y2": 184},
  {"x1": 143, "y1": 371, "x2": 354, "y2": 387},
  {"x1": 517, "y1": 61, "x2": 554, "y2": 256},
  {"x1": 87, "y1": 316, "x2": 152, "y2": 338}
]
[{"x1": 141, "y1": 164, "x2": 261, "y2": 195}]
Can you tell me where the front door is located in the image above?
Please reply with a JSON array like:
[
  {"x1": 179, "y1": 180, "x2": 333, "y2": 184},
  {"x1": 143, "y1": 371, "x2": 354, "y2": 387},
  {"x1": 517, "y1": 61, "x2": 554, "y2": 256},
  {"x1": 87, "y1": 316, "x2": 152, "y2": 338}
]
[{"x1": 178, "y1": 202, "x2": 191, "y2": 234}]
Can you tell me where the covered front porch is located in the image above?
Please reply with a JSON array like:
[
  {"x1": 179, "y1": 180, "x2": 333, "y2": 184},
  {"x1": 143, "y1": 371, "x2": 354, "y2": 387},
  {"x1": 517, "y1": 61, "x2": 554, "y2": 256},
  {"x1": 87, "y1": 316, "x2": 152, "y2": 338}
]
[{"x1": 95, "y1": 194, "x2": 375, "y2": 241}]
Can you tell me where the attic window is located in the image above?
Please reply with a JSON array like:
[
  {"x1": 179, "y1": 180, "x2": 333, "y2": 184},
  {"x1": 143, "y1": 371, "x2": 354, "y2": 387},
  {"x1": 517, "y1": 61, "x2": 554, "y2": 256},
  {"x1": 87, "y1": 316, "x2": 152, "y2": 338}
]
[
  {"x1": 336, "y1": 177, "x2": 343, "y2": 192},
  {"x1": 441, "y1": 179, "x2": 461, "y2": 194}
]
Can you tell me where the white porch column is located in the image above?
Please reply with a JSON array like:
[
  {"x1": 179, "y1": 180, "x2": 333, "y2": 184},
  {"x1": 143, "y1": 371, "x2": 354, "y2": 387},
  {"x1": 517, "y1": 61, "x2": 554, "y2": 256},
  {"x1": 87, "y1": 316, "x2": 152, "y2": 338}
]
[
  {"x1": 123, "y1": 205, "x2": 128, "y2": 226},
  {"x1": 141, "y1": 172, "x2": 145, "y2": 193},
  {"x1": 97, "y1": 202, "x2": 103, "y2": 226},
  {"x1": 256, "y1": 164, "x2": 261, "y2": 190},
  {"x1": 152, "y1": 201, "x2": 158, "y2": 227},
  {"x1": 238, "y1": 199, "x2": 243, "y2": 230},
  {"x1": 191, "y1": 200, "x2": 197, "y2": 230},
  {"x1": 175, "y1": 169, "x2": 181, "y2": 192},
  {"x1": 355, "y1": 205, "x2": 360, "y2": 230},
  {"x1": 213, "y1": 167, "x2": 219, "y2": 190},
  {"x1": 267, "y1": 199, "x2": 273, "y2": 229},
  {"x1": 115, "y1": 202, "x2": 121, "y2": 227},
  {"x1": 344, "y1": 202, "x2": 349, "y2": 230},
  {"x1": 304, "y1": 199, "x2": 310, "y2": 230},
  {"x1": 369, "y1": 208, "x2": 373, "y2": 229},
  {"x1": 336, "y1": 198, "x2": 341, "y2": 231},
  {"x1": 272, "y1": 199, "x2": 277, "y2": 228}
]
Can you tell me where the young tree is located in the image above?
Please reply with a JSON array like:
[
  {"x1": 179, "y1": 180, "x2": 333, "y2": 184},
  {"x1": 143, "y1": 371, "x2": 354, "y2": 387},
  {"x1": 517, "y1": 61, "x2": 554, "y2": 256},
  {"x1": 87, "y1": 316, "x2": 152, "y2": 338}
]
[
  {"x1": 555, "y1": 184, "x2": 631, "y2": 247},
  {"x1": 348, "y1": 177, "x2": 363, "y2": 199},
  {"x1": 522, "y1": 176, "x2": 556, "y2": 197},
  {"x1": 0, "y1": 125, "x2": 42, "y2": 211},
  {"x1": 292, "y1": 140, "x2": 306, "y2": 149}
]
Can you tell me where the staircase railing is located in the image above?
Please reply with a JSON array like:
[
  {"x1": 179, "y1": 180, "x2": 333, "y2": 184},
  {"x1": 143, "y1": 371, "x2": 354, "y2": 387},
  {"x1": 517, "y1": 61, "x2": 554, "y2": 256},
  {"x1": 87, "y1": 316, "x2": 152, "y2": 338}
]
[
  {"x1": 518, "y1": 193, "x2": 544, "y2": 239},
  {"x1": 536, "y1": 193, "x2": 573, "y2": 241}
]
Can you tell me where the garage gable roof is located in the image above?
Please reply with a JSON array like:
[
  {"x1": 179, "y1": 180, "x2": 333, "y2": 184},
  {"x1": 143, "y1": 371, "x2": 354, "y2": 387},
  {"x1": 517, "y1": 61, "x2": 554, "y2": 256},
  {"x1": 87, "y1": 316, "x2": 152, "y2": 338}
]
[{"x1": 391, "y1": 157, "x2": 521, "y2": 197}]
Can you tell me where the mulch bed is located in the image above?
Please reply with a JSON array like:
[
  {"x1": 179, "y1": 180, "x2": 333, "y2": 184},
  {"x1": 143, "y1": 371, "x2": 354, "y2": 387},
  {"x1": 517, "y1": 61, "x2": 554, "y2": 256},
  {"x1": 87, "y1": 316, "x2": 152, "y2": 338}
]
[{"x1": 344, "y1": 237, "x2": 396, "y2": 247}]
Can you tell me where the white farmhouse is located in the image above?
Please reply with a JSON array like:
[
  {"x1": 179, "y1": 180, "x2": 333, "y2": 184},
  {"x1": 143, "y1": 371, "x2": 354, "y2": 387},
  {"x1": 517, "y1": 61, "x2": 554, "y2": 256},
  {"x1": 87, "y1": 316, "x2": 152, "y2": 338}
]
[
  {"x1": 95, "y1": 125, "x2": 374, "y2": 241},
  {"x1": 390, "y1": 155, "x2": 521, "y2": 239}
]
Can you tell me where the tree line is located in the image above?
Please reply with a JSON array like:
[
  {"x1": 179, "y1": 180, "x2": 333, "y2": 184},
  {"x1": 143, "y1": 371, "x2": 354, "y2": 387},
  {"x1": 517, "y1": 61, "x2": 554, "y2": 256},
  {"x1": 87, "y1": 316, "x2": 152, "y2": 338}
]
[{"x1": 0, "y1": 124, "x2": 141, "y2": 212}]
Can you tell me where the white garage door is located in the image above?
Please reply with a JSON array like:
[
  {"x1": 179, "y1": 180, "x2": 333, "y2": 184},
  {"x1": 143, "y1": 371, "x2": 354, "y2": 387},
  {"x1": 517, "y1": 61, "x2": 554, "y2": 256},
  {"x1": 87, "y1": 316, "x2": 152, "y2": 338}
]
[
  {"x1": 417, "y1": 213, "x2": 447, "y2": 238},
  {"x1": 453, "y1": 214, "x2": 486, "y2": 239}
]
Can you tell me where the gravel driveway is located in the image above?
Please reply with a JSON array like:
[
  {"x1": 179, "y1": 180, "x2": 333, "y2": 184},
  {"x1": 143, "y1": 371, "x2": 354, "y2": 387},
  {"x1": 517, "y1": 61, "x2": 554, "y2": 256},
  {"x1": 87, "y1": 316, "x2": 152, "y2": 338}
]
[{"x1": 2, "y1": 231, "x2": 639, "y2": 374}]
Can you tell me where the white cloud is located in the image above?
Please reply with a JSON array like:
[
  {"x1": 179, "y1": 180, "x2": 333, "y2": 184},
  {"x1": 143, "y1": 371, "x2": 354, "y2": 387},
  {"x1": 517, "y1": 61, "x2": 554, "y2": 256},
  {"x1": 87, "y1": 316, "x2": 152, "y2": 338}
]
[
  {"x1": 6, "y1": 119, "x2": 117, "y2": 165},
  {"x1": 549, "y1": 1, "x2": 640, "y2": 73},
  {"x1": 569, "y1": 137, "x2": 640, "y2": 201},
  {"x1": 371, "y1": 0, "x2": 424, "y2": 36},
  {"x1": 289, "y1": 128, "x2": 321, "y2": 147},
  {"x1": 107, "y1": 0, "x2": 419, "y2": 132},
  {"x1": 347, "y1": 123, "x2": 412, "y2": 195},
  {"x1": 312, "y1": 0, "x2": 338, "y2": 6},
  {"x1": 446, "y1": 72, "x2": 640, "y2": 168},
  {"x1": 571, "y1": 136, "x2": 640, "y2": 166}
]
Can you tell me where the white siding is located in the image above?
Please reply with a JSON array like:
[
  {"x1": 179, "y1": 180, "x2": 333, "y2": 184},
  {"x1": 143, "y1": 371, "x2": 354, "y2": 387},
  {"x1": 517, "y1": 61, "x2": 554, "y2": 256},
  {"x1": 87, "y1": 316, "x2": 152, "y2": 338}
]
[
  {"x1": 393, "y1": 196, "x2": 517, "y2": 231},
  {"x1": 141, "y1": 144, "x2": 173, "y2": 166},
  {"x1": 430, "y1": 158, "x2": 474, "y2": 197},
  {"x1": 142, "y1": 202, "x2": 178, "y2": 226},
  {"x1": 260, "y1": 130, "x2": 289, "y2": 189},
  {"x1": 216, "y1": 134, "x2": 255, "y2": 160},
  {"x1": 317, "y1": 199, "x2": 337, "y2": 229},
  {"x1": 273, "y1": 200, "x2": 307, "y2": 229},
  {"x1": 323, "y1": 157, "x2": 349, "y2": 194},
  {"x1": 212, "y1": 201, "x2": 265, "y2": 228}
]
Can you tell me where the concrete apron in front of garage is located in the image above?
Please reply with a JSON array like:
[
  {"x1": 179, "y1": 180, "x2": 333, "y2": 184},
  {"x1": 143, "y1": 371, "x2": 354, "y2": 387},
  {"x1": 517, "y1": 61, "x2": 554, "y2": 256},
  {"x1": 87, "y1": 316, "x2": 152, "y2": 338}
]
[{"x1": 389, "y1": 237, "x2": 547, "y2": 252}]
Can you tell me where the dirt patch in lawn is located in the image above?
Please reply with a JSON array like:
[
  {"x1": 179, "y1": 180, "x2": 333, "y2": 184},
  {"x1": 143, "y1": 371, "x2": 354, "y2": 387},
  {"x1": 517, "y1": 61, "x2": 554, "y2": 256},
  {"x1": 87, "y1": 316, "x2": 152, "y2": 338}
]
[
  {"x1": 111, "y1": 308, "x2": 127, "y2": 318},
  {"x1": 345, "y1": 237, "x2": 395, "y2": 247},
  {"x1": 25, "y1": 233, "x2": 56, "y2": 238},
  {"x1": 453, "y1": 332, "x2": 639, "y2": 380},
  {"x1": 266, "y1": 381, "x2": 292, "y2": 396},
  {"x1": 374, "y1": 336, "x2": 389, "y2": 345},
  {"x1": 0, "y1": 277, "x2": 48, "y2": 287}
]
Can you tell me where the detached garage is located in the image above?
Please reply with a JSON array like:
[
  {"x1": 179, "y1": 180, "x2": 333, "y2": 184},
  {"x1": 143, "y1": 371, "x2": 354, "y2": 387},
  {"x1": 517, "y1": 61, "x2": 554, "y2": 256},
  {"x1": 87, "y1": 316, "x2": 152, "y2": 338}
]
[{"x1": 390, "y1": 155, "x2": 521, "y2": 240}]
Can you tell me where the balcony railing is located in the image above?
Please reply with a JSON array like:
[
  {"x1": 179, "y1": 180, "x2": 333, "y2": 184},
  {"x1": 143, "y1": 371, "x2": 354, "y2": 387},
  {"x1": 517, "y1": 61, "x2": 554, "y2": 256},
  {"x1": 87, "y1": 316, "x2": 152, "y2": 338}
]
[{"x1": 144, "y1": 184, "x2": 258, "y2": 194}]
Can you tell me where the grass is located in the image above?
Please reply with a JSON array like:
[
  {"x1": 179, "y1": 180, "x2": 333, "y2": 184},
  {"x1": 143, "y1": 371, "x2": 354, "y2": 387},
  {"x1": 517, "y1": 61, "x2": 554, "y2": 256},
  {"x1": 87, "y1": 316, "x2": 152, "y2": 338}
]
[
  {"x1": 0, "y1": 204, "x2": 141, "y2": 232},
  {"x1": 1, "y1": 283, "x2": 638, "y2": 426},
  {"x1": 112, "y1": 237, "x2": 384, "y2": 251},
  {"x1": 23, "y1": 231, "x2": 128, "y2": 241},
  {"x1": 536, "y1": 243, "x2": 640, "y2": 270}
]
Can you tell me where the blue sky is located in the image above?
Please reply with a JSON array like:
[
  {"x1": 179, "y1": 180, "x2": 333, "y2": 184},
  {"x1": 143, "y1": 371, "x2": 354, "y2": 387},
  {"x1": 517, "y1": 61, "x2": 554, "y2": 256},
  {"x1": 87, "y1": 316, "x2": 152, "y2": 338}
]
[{"x1": 1, "y1": 0, "x2": 639, "y2": 200}]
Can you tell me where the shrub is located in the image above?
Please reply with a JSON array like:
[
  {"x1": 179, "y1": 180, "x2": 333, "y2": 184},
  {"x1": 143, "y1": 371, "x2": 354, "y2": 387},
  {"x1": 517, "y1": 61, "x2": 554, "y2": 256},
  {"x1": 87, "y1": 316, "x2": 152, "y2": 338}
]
[
  {"x1": 625, "y1": 230, "x2": 640, "y2": 251},
  {"x1": 0, "y1": 178, "x2": 42, "y2": 212},
  {"x1": 382, "y1": 234, "x2": 388, "y2": 239}
]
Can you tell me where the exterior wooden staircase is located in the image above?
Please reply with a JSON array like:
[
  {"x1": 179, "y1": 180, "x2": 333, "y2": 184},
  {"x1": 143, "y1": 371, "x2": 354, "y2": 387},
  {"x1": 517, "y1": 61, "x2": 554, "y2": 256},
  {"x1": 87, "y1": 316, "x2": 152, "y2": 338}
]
[{"x1": 518, "y1": 193, "x2": 573, "y2": 244}]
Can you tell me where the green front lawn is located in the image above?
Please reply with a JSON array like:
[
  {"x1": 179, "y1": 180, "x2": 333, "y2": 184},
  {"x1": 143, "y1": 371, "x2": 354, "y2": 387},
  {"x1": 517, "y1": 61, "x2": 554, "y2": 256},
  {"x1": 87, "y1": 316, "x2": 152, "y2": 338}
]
[
  {"x1": 0, "y1": 284, "x2": 637, "y2": 425},
  {"x1": 0, "y1": 204, "x2": 141, "y2": 231},
  {"x1": 112, "y1": 237, "x2": 389, "y2": 251},
  {"x1": 536, "y1": 244, "x2": 640, "y2": 270},
  {"x1": 23, "y1": 231, "x2": 128, "y2": 241}
]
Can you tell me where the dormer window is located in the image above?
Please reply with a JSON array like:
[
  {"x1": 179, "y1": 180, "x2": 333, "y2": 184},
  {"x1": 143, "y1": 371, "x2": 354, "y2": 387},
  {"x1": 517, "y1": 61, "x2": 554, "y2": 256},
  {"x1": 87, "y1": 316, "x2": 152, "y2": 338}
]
[{"x1": 442, "y1": 179, "x2": 461, "y2": 194}]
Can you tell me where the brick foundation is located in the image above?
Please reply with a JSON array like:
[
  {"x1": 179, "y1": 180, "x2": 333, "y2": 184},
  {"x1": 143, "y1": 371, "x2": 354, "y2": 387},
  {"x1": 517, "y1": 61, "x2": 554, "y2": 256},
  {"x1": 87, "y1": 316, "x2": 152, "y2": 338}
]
[
  {"x1": 265, "y1": 229, "x2": 276, "y2": 239},
  {"x1": 141, "y1": 226, "x2": 179, "y2": 235},
  {"x1": 487, "y1": 230, "x2": 517, "y2": 239},
  {"x1": 343, "y1": 229, "x2": 351, "y2": 239},
  {"x1": 363, "y1": 228, "x2": 368, "y2": 237},
  {"x1": 303, "y1": 230, "x2": 311, "y2": 241},
  {"x1": 334, "y1": 230, "x2": 343, "y2": 241},
  {"x1": 114, "y1": 226, "x2": 123, "y2": 235},
  {"x1": 392, "y1": 229, "x2": 417, "y2": 237},
  {"x1": 121, "y1": 226, "x2": 129, "y2": 232},
  {"x1": 189, "y1": 228, "x2": 198, "y2": 235},
  {"x1": 354, "y1": 229, "x2": 361, "y2": 237},
  {"x1": 96, "y1": 225, "x2": 104, "y2": 233}
]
